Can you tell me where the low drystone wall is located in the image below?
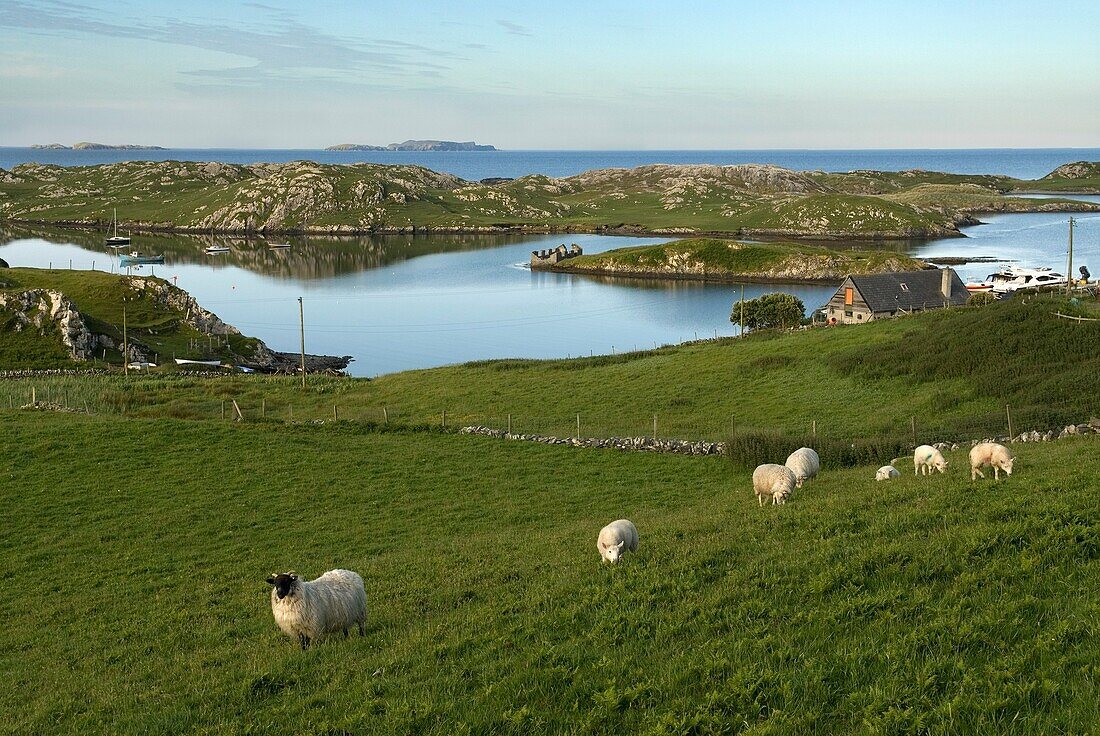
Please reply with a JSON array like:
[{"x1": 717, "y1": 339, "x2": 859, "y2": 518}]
[{"x1": 459, "y1": 425, "x2": 725, "y2": 456}]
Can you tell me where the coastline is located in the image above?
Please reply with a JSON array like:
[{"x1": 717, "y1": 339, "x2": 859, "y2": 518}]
[{"x1": 534, "y1": 263, "x2": 852, "y2": 286}]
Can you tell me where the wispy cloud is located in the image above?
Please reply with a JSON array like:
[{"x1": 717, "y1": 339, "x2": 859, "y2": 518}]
[
  {"x1": 496, "y1": 20, "x2": 532, "y2": 37},
  {"x1": 0, "y1": 0, "x2": 458, "y2": 89}
]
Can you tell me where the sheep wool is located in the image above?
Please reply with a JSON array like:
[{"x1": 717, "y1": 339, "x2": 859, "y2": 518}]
[
  {"x1": 597, "y1": 519, "x2": 639, "y2": 563},
  {"x1": 267, "y1": 569, "x2": 367, "y2": 650},
  {"x1": 875, "y1": 465, "x2": 900, "y2": 481},
  {"x1": 753, "y1": 463, "x2": 796, "y2": 506},
  {"x1": 969, "y1": 442, "x2": 1015, "y2": 480},
  {"x1": 913, "y1": 445, "x2": 947, "y2": 476},
  {"x1": 784, "y1": 447, "x2": 820, "y2": 488}
]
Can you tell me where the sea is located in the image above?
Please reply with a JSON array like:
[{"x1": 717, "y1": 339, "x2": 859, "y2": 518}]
[{"x1": 1, "y1": 148, "x2": 1098, "y2": 181}]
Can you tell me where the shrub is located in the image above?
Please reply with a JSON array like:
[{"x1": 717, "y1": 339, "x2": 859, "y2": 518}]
[
  {"x1": 725, "y1": 431, "x2": 910, "y2": 471},
  {"x1": 967, "y1": 291, "x2": 998, "y2": 306},
  {"x1": 731, "y1": 293, "x2": 805, "y2": 332}
]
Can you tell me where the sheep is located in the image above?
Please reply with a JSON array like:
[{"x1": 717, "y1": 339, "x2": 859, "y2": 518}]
[
  {"x1": 875, "y1": 465, "x2": 900, "y2": 481},
  {"x1": 266, "y1": 569, "x2": 367, "y2": 650},
  {"x1": 969, "y1": 442, "x2": 1015, "y2": 480},
  {"x1": 597, "y1": 519, "x2": 639, "y2": 563},
  {"x1": 753, "y1": 463, "x2": 796, "y2": 506},
  {"x1": 913, "y1": 445, "x2": 948, "y2": 476},
  {"x1": 784, "y1": 447, "x2": 820, "y2": 488}
]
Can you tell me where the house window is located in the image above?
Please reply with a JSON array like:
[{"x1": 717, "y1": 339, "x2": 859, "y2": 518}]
[
  {"x1": 900, "y1": 283, "x2": 909, "y2": 292},
  {"x1": 844, "y1": 287, "x2": 853, "y2": 305},
  {"x1": 857, "y1": 314, "x2": 863, "y2": 320},
  {"x1": 844, "y1": 310, "x2": 853, "y2": 318}
]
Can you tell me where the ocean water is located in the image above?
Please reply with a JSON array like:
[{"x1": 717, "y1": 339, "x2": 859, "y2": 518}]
[{"x1": 1, "y1": 148, "x2": 1097, "y2": 181}]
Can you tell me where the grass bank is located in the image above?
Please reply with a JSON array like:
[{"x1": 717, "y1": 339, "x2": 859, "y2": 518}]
[{"x1": 1, "y1": 411, "x2": 1097, "y2": 733}]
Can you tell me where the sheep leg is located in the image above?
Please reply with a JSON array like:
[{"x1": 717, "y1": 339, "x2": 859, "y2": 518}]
[
  {"x1": 994, "y1": 467, "x2": 1000, "y2": 480},
  {"x1": 299, "y1": 634, "x2": 311, "y2": 651},
  {"x1": 758, "y1": 495, "x2": 763, "y2": 507},
  {"x1": 358, "y1": 621, "x2": 366, "y2": 637},
  {"x1": 343, "y1": 628, "x2": 349, "y2": 639}
]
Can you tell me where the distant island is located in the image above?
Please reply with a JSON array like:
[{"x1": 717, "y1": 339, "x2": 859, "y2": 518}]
[
  {"x1": 326, "y1": 140, "x2": 496, "y2": 152},
  {"x1": 30, "y1": 142, "x2": 166, "y2": 150}
]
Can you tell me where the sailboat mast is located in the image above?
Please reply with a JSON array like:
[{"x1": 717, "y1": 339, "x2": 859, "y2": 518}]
[{"x1": 1066, "y1": 217, "x2": 1075, "y2": 295}]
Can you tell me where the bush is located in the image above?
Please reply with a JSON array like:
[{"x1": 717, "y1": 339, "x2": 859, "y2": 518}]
[
  {"x1": 731, "y1": 293, "x2": 805, "y2": 332},
  {"x1": 967, "y1": 291, "x2": 998, "y2": 306},
  {"x1": 726, "y1": 431, "x2": 910, "y2": 471}
]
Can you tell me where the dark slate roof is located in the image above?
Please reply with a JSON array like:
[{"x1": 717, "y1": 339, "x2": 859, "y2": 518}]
[{"x1": 848, "y1": 269, "x2": 969, "y2": 312}]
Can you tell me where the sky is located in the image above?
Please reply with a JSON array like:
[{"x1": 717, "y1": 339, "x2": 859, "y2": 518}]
[{"x1": 1, "y1": 0, "x2": 1097, "y2": 149}]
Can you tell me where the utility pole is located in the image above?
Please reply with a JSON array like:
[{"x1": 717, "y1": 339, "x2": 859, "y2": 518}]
[
  {"x1": 122, "y1": 305, "x2": 128, "y2": 376},
  {"x1": 298, "y1": 297, "x2": 306, "y2": 388},
  {"x1": 1066, "y1": 217, "x2": 1076, "y2": 295},
  {"x1": 739, "y1": 284, "x2": 745, "y2": 337}
]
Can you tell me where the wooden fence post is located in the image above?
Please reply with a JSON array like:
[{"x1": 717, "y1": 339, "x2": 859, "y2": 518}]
[
  {"x1": 333, "y1": 404, "x2": 338, "y2": 421},
  {"x1": 232, "y1": 400, "x2": 244, "y2": 422},
  {"x1": 1006, "y1": 405, "x2": 1014, "y2": 438},
  {"x1": 31, "y1": 386, "x2": 36, "y2": 404},
  {"x1": 442, "y1": 409, "x2": 446, "y2": 428},
  {"x1": 221, "y1": 401, "x2": 225, "y2": 420},
  {"x1": 911, "y1": 416, "x2": 917, "y2": 447},
  {"x1": 383, "y1": 406, "x2": 389, "y2": 424},
  {"x1": 653, "y1": 414, "x2": 658, "y2": 440},
  {"x1": 507, "y1": 413, "x2": 512, "y2": 435},
  {"x1": 812, "y1": 419, "x2": 817, "y2": 439},
  {"x1": 262, "y1": 399, "x2": 266, "y2": 418}
]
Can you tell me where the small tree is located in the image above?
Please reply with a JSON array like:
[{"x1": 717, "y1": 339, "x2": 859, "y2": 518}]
[
  {"x1": 967, "y1": 291, "x2": 997, "y2": 306},
  {"x1": 731, "y1": 293, "x2": 805, "y2": 332}
]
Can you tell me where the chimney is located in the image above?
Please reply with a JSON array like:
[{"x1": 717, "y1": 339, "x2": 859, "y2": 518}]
[{"x1": 941, "y1": 267, "x2": 952, "y2": 300}]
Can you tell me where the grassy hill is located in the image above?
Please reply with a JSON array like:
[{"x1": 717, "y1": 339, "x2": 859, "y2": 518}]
[
  {"x1": 0, "y1": 267, "x2": 265, "y2": 369},
  {"x1": 2, "y1": 411, "x2": 1097, "y2": 733},
  {"x1": 550, "y1": 237, "x2": 927, "y2": 282},
  {"x1": 5, "y1": 295, "x2": 1099, "y2": 443},
  {"x1": 1, "y1": 160, "x2": 1097, "y2": 239}
]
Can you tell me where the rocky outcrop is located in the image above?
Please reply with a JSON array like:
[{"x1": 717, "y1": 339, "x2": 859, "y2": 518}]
[
  {"x1": 1044, "y1": 162, "x2": 1100, "y2": 179},
  {"x1": 0, "y1": 289, "x2": 98, "y2": 360},
  {"x1": 124, "y1": 276, "x2": 239, "y2": 336}
]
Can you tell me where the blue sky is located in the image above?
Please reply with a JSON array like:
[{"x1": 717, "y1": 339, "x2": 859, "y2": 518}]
[{"x1": 1, "y1": 0, "x2": 1097, "y2": 148}]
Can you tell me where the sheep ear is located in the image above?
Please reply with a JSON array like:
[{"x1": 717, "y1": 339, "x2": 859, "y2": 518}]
[{"x1": 265, "y1": 576, "x2": 275, "y2": 585}]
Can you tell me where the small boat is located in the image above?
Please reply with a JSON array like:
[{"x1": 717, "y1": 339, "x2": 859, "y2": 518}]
[
  {"x1": 106, "y1": 208, "x2": 131, "y2": 245},
  {"x1": 268, "y1": 242, "x2": 292, "y2": 250},
  {"x1": 205, "y1": 245, "x2": 231, "y2": 255},
  {"x1": 120, "y1": 251, "x2": 165, "y2": 265},
  {"x1": 174, "y1": 358, "x2": 222, "y2": 367}
]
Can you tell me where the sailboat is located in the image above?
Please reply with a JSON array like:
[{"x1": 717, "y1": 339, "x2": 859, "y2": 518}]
[{"x1": 106, "y1": 208, "x2": 131, "y2": 246}]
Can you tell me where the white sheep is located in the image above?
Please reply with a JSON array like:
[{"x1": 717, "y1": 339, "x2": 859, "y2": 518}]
[
  {"x1": 875, "y1": 465, "x2": 900, "y2": 481},
  {"x1": 784, "y1": 447, "x2": 820, "y2": 488},
  {"x1": 597, "y1": 519, "x2": 639, "y2": 563},
  {"x1": 969, "y1": 442, "x2": 1015, "y2": 480},
  {"x1": 753, "y1": 463, "x2": 796, "y2": 506},
  {"x1": 266, "y1": 569, "x2": 367, "y2": 650},
  {"x1": 913, "y1": 445, "x2": 948, "y2": 475}
]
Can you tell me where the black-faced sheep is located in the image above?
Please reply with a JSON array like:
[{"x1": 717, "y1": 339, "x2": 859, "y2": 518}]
[{"x1": 266, "y1": 569, "x2": 367, "y2": 650}]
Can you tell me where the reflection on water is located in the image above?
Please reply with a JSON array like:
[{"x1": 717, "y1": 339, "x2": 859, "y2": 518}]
[
  {"x1": 0, "y1": 225, "x2": 845, "y2": 375},
  {"x1": 0, "y1": 224, "x2": 547, "y2": 281}
]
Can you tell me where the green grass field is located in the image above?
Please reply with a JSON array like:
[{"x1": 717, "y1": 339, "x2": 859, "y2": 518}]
[
  {"x1": 1, "y1": 411, "x2": 1097, "y2": 734},
  {"x1": 5, "y1": 294, "x2": 1099, "y2": 445}
]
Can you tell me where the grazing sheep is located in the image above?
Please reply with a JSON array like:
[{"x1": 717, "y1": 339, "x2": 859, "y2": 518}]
[
  {"x1": 913, "y1": 445, "x2": 948, "y2": 476},
  {"x1": 597, "y1": 519, "x2": 639, "y2": 563},
  {"x1": 753, "y1": 463, "x2": 797, "y2": 506},
  {"x1": 266, "y1": 569, "x2": 367, "y2": 650},
  {"x1": 875, "y1": 465, "x2": 900, "y2": 481},
  {"x1": 970, "y1": 442, "x2": 1015, "y2": 480},
  {"x1": 784, "y1": 447, "x2": 820, "y2": 488}
]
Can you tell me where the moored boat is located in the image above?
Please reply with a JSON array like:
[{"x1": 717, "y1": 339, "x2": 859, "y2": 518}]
[
  {"x1": 205, "y1": 245, "x2": 230, "y2": 254},
  {"x1": 972, "y1": 266, "x2": 1068, "y2": 294},
  {"x1": 105, "y1": 207, "x2": 131, "y2": 245},
  {"x1": 120, "y1": 251, "x2": 165, "y2": 265}
]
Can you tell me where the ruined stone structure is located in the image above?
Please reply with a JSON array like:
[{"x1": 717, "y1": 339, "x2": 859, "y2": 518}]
[{"x1": 530, "y1": 243, "x2": 583, "y2": 268}]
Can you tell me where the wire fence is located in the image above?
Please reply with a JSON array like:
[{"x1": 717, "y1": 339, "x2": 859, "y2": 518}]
[{"x1": 4, "y1": 374, "x2": 1098, "y2": 455}]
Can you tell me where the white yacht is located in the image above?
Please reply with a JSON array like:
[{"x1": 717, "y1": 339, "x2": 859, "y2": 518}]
[{"x1": 969, "y1": 267, "x2": 1067, "y2": 295}]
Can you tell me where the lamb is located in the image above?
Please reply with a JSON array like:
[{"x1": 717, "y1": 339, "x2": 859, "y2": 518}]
[
  {"x1": 875, "y1": 465, "x2": 900, "y2": 481},
  {"x1": 913, "y1": 445, "x2": 948, "y2": 475},
  {"x1": 597, "y1": 519, "x2": 639, "y2": 563},
  {"x1": 969, "y1": 442, "x2": 1015, "y2": 480},
  {"x1": 266, "y1": 569, "x2": 367, "y2": 650},
  {"x1": 784, "y1": 447, "x2": 820, "y2": 488},
  {"x1": 752, "y1": 463, "x2": 796, "y2": 506}
]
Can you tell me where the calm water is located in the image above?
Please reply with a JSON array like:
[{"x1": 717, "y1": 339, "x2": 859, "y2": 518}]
[
  {"x1": 0, "y1": 227, "x2": 836, "y2": 376},
  {"x1": 2, "y1": 148, "x2": 1097, "y2": 181},
  {"x1": 2, "y1": 202, "x2": 1096, "y2": 376}
]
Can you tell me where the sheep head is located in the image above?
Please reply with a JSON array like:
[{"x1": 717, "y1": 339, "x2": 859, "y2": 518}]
[
  {"x1": 604, "y1": 540, "x2": 625, "y2": 563},
  {"x1": 266, "y1": 572, "x2": 299, "y2": 599}
]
